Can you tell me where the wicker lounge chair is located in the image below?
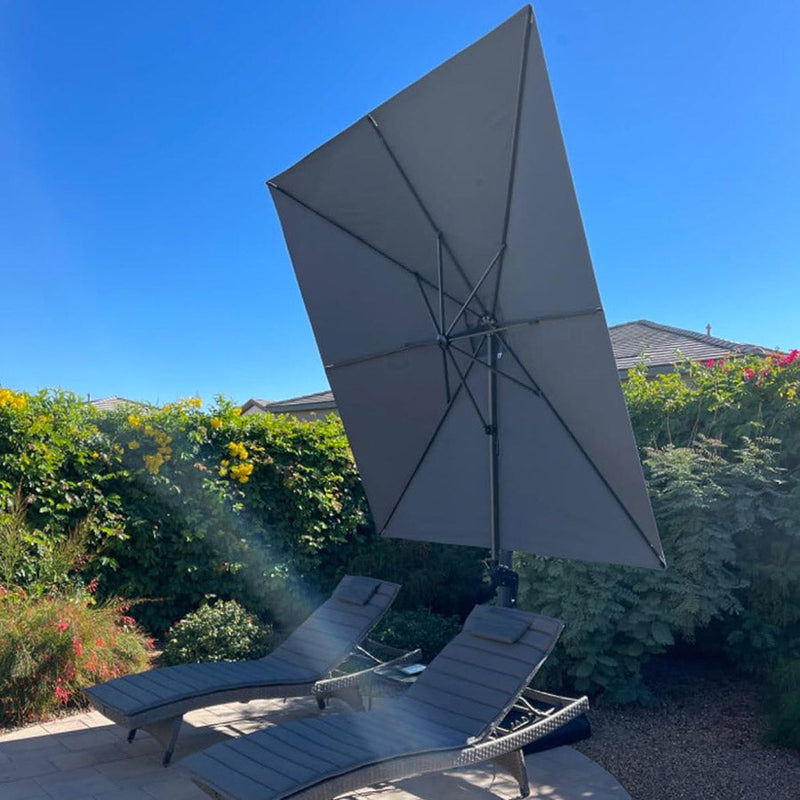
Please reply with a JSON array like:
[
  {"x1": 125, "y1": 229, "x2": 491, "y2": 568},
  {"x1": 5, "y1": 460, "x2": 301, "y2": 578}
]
[
  {"x1": 85, "y1": 575, "x2": 404, "y2": 765},
  {"x1": 182, "y1": 604, "x2": 589, "y2": 800}
]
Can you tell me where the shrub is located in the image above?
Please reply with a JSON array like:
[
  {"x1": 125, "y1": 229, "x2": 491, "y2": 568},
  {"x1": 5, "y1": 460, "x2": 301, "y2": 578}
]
[
  {"x1": 0, "y1": 590, "x2": 152, "y2": 727},
  {"x1": 162, "y1": 599, "x2": 273, "y2": 666},
  {"x1": 347, "y1": 539, "x2": 486, "y2": 619},
  {"x1": 0, "y1": 387, "x2": 127, "y2": 551},
  {"x1": 372, "y1": 608, "x2": 462, "y2": 662},
  {"x1": 516, "y1": 437, "x2": 783, "y2": 703}
]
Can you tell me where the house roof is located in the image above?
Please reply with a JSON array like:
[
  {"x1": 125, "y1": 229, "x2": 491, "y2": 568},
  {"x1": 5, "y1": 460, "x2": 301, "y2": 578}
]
[
  {"x1": 258, "y1": 390, "x2": 337, "y2": 414},
  {"x1": 245, "y1": 320, "x2": 778, "y2": 415},
  {"x1": 89, "y1": 396, "x2": 151, "y2": 412},
  {"x1": 610, "y1": 319, "x2": 775, "y2": 374},
  {"x1": 239, "y1": 398, "x2": 274, "y2": 416}
]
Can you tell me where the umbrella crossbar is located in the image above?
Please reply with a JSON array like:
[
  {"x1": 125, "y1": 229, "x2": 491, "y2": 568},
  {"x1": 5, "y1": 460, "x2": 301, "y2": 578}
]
[{"x1": 323, "y1": 309, "x2": 602, "y2": 372}]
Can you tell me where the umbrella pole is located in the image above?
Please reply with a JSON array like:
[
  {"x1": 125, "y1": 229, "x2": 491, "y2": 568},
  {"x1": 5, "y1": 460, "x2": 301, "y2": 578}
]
[{"x1": 488, "y1": 330, "x2": 518, "y2": 607}]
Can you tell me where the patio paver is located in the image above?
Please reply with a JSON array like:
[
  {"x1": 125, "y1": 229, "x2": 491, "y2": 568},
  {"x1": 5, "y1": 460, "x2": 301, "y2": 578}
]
[{"x1": 0, "y1": 695, "x2": 631, "y2": 800}]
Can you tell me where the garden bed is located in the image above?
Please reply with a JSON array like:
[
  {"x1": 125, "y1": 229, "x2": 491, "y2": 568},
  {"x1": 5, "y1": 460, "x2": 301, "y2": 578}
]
[{"x1": 577, "y1": 653, "x2": 799, "y2": 800}]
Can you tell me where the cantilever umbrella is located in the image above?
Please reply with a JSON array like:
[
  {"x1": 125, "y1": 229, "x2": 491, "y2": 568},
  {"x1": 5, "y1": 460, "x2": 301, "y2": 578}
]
[{"x1": 268, "y1": 5, "x2": 666, "y2": 574}]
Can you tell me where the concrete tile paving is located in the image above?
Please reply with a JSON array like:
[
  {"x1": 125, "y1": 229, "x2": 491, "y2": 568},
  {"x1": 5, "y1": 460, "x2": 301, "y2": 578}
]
[{"x1": 0, "y1": 696, "x2": 630, "y2": 800}]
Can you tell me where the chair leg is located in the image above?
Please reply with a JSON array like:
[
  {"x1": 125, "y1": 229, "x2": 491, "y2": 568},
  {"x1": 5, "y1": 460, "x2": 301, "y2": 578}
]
[
  {"x1": 127, "y1": 728, "x2": 137, "y2": 743},
  {"x1": 492, "y1": 749, "x2": 530, "y2": 799},
  {"x1": 144, "y1": 716, "x2": 184, "y2": 767}
]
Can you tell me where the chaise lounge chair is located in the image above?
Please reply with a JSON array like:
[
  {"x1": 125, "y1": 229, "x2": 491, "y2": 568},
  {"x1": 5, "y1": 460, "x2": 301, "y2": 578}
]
[
  {"x1": 181, "y1": 604, "x2": 589, "y2": 800},
  {"x1": 85, "y1": 575, "x2": 403, "y2": 765}
]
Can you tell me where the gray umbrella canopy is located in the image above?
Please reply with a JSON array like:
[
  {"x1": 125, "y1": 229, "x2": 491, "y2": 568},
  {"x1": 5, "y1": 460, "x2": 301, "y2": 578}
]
[{"x1": 269, "y1": 5, "x2": 666, "y2": 570}]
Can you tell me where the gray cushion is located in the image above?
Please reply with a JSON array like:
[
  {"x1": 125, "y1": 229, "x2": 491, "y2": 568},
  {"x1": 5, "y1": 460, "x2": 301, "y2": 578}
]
[
  {"x1": 463, "y1": 604, "x2": 530, "y2": 643},
  {"x1": 333, "y1": 575, "x2": 380, "y2": 605}
]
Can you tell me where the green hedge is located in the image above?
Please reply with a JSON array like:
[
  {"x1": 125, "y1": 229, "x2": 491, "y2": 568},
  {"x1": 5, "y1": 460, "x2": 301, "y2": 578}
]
[{"x1": 0, "y1": 391, "x2": 375, "y2": 635}]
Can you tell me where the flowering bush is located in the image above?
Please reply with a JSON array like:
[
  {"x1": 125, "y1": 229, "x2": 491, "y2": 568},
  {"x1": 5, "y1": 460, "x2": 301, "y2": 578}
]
[
  {"x1": 0, "y1": 590, "x2": 152, "y2": 726},
  {"x1": 0, "y1": 389, "x2": 376, "y2": 635},
  {"x1": 624, "y1": 349, "x2": 800, "y2": 458},
  {"x1": 0, "y1": 483, "x2": 152, "y2": 728},
  {"x1": 93, "y1": 398, "x2": 373, "y2": 633},
  {"x1": 0, "y1": 387, "x2": 126, "y2": 553},
  {"x1": 162, "y1": 599, "x2": 272, "y2": 665}
]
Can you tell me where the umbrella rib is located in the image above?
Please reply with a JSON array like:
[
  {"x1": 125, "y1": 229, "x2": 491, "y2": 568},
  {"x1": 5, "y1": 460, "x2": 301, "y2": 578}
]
[
  {"x1": 490, "y1": 4, "x2": 533, "y2": 317},
  {"x1": 445, "y1": 245, "x2": 505, "y2": 337},
  {"x1": 379, "y1": 354, "x2": 481, "y2": 535},
  {"x1": 437, "y1": 234, "x2": 445, "y2": 335},
  {"x1": 434, "y1": 236, "x2": 453, "y2": 401},
  {"x1": 495, "y1": 330, "x2": 666, "y2": 567},
  {"x1": 366, "y1": 115, "x2": 492, "y2": 318},
  {"x1": 323, "y1": 273, "x2": 445, "y2": 372},
  {"x1": 448, "y1": 308, "x2": 602, "y2": 344},
  {"x1": 448, "y1": 343, "x2": 541, "y2": 397},
  {"x1": 445, "y1": 339, "x2": 489, "y2": 430},
  {"x1": 268, "y1": 182, "x2": 479, "y2": 322},
  {"x1": 414, "y1": 272, "x2": 442, "y2": 333},
  {"x1": 325, "y1": 338, "x2": 436, "y2": 372},
  {"x1": 415, "y1": 271, "x2": 452, "y2": 403}
]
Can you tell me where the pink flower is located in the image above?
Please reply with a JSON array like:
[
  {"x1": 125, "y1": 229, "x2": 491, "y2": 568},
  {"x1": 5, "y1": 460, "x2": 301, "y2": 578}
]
[
  {"x1": 54, "y1": 684, "x2": 72, "y2": 704},
  {"x1": 777, "y1": 349, "x2": 799, "y2": 367},
  {"x1": 56, "y1": 620, "x2": 69, "y2": 632},
  {"x1": 705, "y1": 359, "x2": 715, "y2": 367},
  {"x1": 72, "y1": 637, "x2": 83, "y2": 657},
  {"x1": 744, "y1": 368, "x2": 756, "y2": 380},
  {"x1": 87, "y1": 577, "x2": 99, "y2": 594}
]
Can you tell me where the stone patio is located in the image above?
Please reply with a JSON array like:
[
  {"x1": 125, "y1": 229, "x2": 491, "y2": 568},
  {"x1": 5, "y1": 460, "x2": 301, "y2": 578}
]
[{"x1": 0, "y1": 695, "x2": 631, "y2": 800}]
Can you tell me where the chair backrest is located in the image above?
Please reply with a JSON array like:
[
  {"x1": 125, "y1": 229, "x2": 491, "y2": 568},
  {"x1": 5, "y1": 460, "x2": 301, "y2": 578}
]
[
  {"x1": 267, "y1": 575, "x2": 400, "y2": 677},
  {"x1": 400, "y1": 604, "x2": 563, "y2": 741}
]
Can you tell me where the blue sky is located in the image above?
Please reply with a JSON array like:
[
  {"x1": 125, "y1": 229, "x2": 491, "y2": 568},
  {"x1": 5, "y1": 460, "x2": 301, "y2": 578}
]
[{"x1": 2, "y1": 1, "x2": 798, "y2": 406}]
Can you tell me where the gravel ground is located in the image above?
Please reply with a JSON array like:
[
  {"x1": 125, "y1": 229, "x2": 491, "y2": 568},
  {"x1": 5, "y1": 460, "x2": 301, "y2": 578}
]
[{"x1": 575, "y1": 655, "x2": 800, "y2": 800}]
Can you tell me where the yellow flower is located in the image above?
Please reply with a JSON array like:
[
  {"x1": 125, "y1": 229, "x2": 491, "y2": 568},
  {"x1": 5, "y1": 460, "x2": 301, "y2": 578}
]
[
  {"x1": 210, "y1": 417, "x2": 222, "y2": 430},
  {"x1": 128, "y1": 415, "x2": 141, "y2": 428},
  {"x1": 220, "y1": 459, "x2": 230, "y2": 467},
  {"x1": 219, "y1": 466, "x2": 228, "y2": 477},
  {"x1": 228, "y1": 441, "x2": 248, "y2": 460},
  {"x1": 0, "y1": 388, "x2": 27, "y2": 410},
  {"x1": 230, "y1": 462, "x2": 254, "y2": 483}
]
